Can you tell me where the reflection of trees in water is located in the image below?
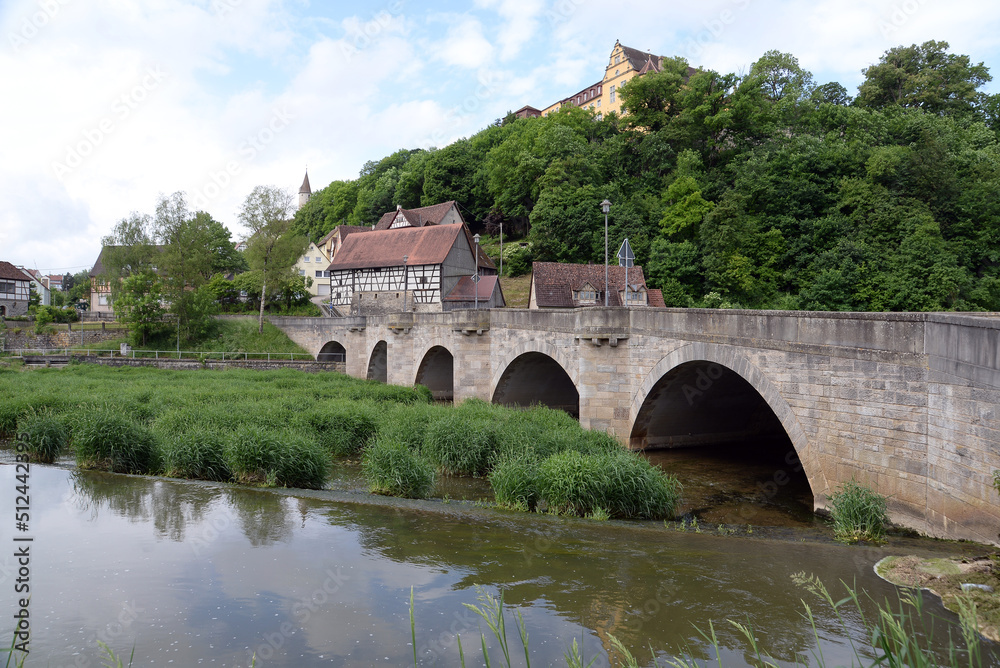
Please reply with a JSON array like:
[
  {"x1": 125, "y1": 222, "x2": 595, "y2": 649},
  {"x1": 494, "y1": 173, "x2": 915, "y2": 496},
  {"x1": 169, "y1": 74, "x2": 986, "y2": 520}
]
[
  {"x1": 320, "y1": 502, "x2": 904, "y2": 664},
  {"x1": 223, "y1": 488, "x2": 295, "y2": 547},
  {"x1": 71, "y1": 471, "x2": 217, "y2": 541}
]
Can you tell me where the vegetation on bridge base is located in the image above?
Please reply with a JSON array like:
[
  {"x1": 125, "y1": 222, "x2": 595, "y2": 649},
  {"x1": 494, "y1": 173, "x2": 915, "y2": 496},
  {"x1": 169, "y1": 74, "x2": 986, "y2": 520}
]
[{"x1": 828, "y1": 478, "x2": 890, "y2": 543}]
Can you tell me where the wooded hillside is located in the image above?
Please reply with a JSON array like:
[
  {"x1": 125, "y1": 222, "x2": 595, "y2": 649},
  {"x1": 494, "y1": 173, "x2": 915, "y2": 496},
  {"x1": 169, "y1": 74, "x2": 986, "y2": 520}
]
[{"x1": 292, "y1": 41, "x2": 1000, "y2": 312}]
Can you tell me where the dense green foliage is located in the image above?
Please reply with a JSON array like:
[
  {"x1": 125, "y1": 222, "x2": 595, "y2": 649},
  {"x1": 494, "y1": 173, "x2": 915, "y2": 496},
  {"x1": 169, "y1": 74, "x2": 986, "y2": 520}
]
[
  {"x1": 0, "y1": 366, "x2": 681, "y2": 520},
  {"x1": 828, "y1": 479, "x2": 889, "y2": 543},
  {"x1": 292, "y1": 41, "x2": 1000, "y2": 312},
  {"x1": 16, "y1": 412, "x2": 69, "y2": 463}
]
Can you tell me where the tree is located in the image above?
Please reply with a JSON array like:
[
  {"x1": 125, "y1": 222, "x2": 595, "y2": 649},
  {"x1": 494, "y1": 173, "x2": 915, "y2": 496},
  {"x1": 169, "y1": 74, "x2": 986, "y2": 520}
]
[
  {"x1": 239, "y1": 186, "x2": 305, "y2": 333},
  {"x1": 155, "y1": 192, "x2": 219, "y2": 345},
  {"x1": 99, "y1": 212, "x2": 157, "y2": 303},
  {"x1": 113, "y1": 271, "x2": 166, "y2": 346},
  {"x1": 856, "y1": 41, "x2": 991, "y2": 115}
]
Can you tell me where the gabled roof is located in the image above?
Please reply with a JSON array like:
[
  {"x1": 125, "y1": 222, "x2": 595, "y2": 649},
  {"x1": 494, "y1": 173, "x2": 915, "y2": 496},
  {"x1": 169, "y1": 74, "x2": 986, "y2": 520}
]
[
  {"x1": 444, "y1": 275, "x2": 501, "y2": 302},
  {"x1": 90, "y1": 245, "x2": 165, "y2": 277},
  {"x1": 530, "y1": 262, "x2": 648, "y2": 308},
  {"x1": 329, "y1": 224, "x2": 467, "y2": 271},
  {"x1": 299, "y1": 170, "x2": 311, "y2": 194},
  {"x1": 374, "y1": 201, "x2": 461, "y2": 231},
  {"x1": 319, "y1": 225, "x2": 371, "y2": 248},
  {"x1": 619, "y1": 43, "x2": 661, "y2": 71},
  {"x1": 0, "y1": 261, "x2": 29, "y2": 282},
  {"x1": 647, "y1": 288, "x2": 666, "y2": 308}
]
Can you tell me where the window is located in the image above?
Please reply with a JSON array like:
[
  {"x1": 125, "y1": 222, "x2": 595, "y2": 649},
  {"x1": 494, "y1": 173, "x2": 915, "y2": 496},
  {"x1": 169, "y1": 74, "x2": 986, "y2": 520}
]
[
  {"x1": 315, "y1": 257, "x2": 321, "y2": 263},
  {"x1": 419, "y1": 277, "x2": 427, "y2": 284},
  {"x1": 610, "y1": 85, "x2": 615, "y2": 103},
  {"x1": 299, "y1": 269, "x2": 305, "y2": 276},
  {"x1": 315, "y1": 270, "x2": 323, "y2": 278},
  {"x1": 615, "y1": 69, "x2": 619, "y2": 76},
  {"x1": 596, "y1": 113, "x2": 603, "y2": 121},
  {"x1": 597, "y1": 100, "x2": 601, "y2": 107},
  {"x1": 324, "y1": 271, "x2": 331, "y2": 278},
  {"x1": 304, "y1": 256, "x2": 310, "y2": 263},
  {"x1": 0, "y1": 281, "x2": 14, "y2": 294},
  {"x1": 615, "y1": 54, "x2": 620, "y2": 65}
]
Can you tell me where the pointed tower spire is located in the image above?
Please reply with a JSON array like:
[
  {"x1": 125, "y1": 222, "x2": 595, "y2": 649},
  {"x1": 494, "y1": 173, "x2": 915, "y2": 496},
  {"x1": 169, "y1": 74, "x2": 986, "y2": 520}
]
[{"x1": 298, "y1": 168, "x2": 312, "y2": 210}]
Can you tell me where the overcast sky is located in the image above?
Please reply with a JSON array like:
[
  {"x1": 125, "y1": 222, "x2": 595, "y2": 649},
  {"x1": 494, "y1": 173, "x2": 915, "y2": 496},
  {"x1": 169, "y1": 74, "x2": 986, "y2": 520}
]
[{"x1": 1, "y1": 0, "x2": 998, "y2": 277}]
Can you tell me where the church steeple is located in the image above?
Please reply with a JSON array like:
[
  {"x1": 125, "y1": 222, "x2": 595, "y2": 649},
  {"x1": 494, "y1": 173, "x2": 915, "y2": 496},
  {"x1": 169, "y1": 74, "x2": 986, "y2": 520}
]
[{"x1": 298, "y1": 168, "x2": 312, "y2": 210}]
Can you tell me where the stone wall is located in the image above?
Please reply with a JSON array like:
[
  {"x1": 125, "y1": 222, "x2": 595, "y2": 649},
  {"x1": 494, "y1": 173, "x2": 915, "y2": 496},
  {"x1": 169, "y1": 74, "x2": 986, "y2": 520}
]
[
  {"x1": 2, "y1": 325, "x2": 125, "y2": 351},
  {"x1": 76, "y1": 355, "x2": 345, "y2": 374}
]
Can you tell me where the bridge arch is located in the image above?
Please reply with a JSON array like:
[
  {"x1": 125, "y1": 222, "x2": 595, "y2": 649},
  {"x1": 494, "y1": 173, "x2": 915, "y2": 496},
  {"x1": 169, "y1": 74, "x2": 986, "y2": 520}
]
[
  {"x1": 629, "y1": 342, "x2": 828, "y2": 502},
  {"x1": 415, "y1": 344, "x2": 454, "y2": 401},
  {"x1": 491, "y1": 342, "x2": 579, "y2": 417},
  {"x1": 367, "y1": 340, "x2": 388, "y2": 382},
  {"x1": 317, "y1": 341, "x2": 346, "y2": 362}
]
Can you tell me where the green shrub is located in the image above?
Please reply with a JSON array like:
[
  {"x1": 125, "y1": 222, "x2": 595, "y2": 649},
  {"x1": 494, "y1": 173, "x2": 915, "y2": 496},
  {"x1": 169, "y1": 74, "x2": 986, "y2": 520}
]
[
  {"x1": 828, "y1": 479, "x2": 889, "y2": 543},
  {"x1": 376, "y1": 402, "x2": 445, "y2": 450},
  {"x1": 488, "y1": 455, "x2": 540, "y2": 511},
  {"x1": 161, "y1": 429, "x2": 231, "y2": 482},
  {"x1": 74, "y1": 411, "x2": 158, "y2": 474},
  {"x1": 225, "y1": 426, "x2": 329, "y2": 489},
  {"x1": 537, "y1": 449, "x2": 681, "y2": 519},
  {"x1": 16, "y1": 412, "x2": 69, "y2": 463},
  {"x1": 306, "y1": 401, "x2": 380, "y2": 457},
  {"x1": 362, "y1": 436, "x2": 436, "y2": 498}
]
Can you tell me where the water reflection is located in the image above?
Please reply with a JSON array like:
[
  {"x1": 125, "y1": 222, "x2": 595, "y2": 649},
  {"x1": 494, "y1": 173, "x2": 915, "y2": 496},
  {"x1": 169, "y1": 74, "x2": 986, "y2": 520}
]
[{"x1": 10, "y1": 465, "x2": 998, "y2": 667}]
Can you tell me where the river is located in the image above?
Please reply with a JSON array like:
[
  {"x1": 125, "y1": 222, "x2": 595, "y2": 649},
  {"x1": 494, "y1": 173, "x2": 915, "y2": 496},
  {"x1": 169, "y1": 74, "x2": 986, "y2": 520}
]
[{"x1": 1, "y1": 463, "x2": 996, "y2": 667}]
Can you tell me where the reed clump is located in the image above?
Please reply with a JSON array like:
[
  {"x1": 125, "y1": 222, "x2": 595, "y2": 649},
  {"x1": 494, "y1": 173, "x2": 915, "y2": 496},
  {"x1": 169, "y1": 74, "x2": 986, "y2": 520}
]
[
  {"x1": 828, "y1": 478, "x2": 889, "y2": 543},
  {"x1": 74, "y1": 410, "x2": 158, "y2": 474},
  {"x1": 362, "y1": 436, "x2": 436, "y2": 499},
  {"x1": 16, "y1": 411, "x2": 70, "y2": 463}
]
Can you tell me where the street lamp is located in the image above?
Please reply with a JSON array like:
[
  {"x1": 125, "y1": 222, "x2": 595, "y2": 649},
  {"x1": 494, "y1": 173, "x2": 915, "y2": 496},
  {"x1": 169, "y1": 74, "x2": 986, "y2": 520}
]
[
  {"x1": 402, "y1": 255, "x2": 408, "y2": 312},
  {"x1": 601, "y1": 199, "x2": 611, "y2": 306},
  {"x1": 473, "y1": 233, "x2": 481, "y2": 310}
]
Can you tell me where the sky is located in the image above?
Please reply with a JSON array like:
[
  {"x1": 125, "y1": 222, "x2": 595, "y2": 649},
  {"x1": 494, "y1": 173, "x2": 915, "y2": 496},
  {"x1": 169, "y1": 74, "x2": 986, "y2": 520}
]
[{"x1": 1, "y1": 0, "x2": 998, "y2": 278}]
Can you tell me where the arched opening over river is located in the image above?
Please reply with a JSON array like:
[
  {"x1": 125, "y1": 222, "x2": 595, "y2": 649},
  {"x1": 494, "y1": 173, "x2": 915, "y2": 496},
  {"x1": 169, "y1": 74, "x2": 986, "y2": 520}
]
[
  {"x1": 367, "y1": 340, "x2": 388, "y2": 382},
  {"x1": 631, "y1": 352, "x2": 819, "y2": 526},
  {"x1": 491, "y1": 352, "x2": 579, "y2": 418},
  {"x1": 317, "y1": 341, "x2": 346, "y2": 362},
  {"x1": 415, "y1": 345, "x2": 454, "y2": 401}
]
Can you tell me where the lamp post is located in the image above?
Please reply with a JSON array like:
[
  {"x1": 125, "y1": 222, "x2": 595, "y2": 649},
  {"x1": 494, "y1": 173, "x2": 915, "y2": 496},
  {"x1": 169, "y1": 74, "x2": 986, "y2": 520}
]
[
  {"x1": 499, "y1": 221, "x2": 503, "y2": 278},
  {"x1": 601, "y1": 199, "x2": 611, "y2": 306},
  {"x1": 473, "y1": 233, "x2": 481, "y2": 310},
  {"x1": 402, "y1": 255, "x2": 408, "y2": 312}
]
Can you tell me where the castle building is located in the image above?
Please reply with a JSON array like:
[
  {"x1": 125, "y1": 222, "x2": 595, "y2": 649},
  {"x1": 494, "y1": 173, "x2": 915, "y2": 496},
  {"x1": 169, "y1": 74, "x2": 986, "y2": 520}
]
[{"x1": 535, "y1": 41, "x2": 690, "y2": 120}]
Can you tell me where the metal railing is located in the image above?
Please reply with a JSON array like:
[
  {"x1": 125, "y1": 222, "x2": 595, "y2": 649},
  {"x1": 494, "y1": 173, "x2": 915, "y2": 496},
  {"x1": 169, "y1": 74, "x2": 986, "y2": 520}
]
[{"x1": 3, "y1": 348, "x2": 316, "y2": 362}]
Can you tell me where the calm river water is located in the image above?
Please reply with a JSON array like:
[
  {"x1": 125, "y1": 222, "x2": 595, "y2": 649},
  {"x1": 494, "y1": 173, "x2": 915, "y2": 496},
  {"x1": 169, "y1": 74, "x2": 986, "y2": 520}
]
[{"x1": 1, "y1": 463, "x2": 996, "y2": 667}]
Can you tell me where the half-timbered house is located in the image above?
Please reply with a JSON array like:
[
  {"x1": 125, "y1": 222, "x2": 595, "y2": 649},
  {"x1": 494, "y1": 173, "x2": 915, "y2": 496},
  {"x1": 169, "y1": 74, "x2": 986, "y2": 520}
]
[
  {"x1": 327, "y1": 223, "x2": 499, "y2": 315},
  {"x1": 374, "y1": 201, "x2": 464, "y2": 231},
  {"x1": 0, "y1": 261, "x2": 32, "y2": 317}
]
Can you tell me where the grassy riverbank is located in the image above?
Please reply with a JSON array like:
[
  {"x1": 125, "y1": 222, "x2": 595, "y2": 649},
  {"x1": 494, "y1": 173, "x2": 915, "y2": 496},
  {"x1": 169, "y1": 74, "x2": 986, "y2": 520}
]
[{"x1": 0, "y1": 364, "x2": 680, "y2": 520}]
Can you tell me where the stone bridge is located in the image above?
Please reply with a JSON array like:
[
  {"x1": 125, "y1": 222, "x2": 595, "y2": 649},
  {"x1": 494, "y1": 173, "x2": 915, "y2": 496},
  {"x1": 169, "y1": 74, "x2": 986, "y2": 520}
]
[{"x1": 269, "y1": 309, "x2": 1000, "y2": 545}]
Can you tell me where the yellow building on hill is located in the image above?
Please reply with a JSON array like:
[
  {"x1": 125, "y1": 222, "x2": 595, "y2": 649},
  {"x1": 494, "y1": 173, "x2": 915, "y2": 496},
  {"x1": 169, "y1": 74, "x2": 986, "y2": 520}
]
[{"x1": 527, "y1": 41, "x2": 683, "y2": 120}]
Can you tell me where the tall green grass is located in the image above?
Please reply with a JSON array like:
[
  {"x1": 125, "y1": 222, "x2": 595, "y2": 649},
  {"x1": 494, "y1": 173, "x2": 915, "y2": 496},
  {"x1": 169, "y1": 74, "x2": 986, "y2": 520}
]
[
  {"x1": 828, "y1": 478, "x2": 889, "y2": 543},
  {"x1": 15, "y1": 411, "x2": 69, "y2": 463},
  {"x1": 74, "y1": 410, "x2": 158, "y2": 474},
  {"x1": 362, "y1": 436, "x2": 436, "y2": 498},
  {"x1": 0, "y1": 364, "x2": 683, "y2": 521}
]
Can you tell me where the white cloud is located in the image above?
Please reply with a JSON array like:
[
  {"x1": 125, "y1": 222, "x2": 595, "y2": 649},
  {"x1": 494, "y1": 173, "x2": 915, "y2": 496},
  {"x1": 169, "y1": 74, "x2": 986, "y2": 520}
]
[{"x1": 433, "y1": 15, "x2": 495, "y2": 69}]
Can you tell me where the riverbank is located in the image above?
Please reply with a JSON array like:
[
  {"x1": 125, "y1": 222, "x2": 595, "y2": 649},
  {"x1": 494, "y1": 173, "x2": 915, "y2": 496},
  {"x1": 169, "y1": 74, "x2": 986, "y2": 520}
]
[{"x1": 877, "y1": 554, "x2": 1000, "y2": 642}]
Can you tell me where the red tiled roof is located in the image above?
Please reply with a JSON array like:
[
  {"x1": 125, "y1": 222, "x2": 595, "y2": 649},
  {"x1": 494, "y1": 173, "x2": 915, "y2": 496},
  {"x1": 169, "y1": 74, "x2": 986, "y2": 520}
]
[
  {"x1": 530, "y1": 262, "x2": 648, "y2": 308},
  {"x1": 444, "y1": 275, "x2": 500, "y2": 302},
  {"x1": 647, "y1": 288, "x2": 666, "y2": 308},
  {"x1": 374, "y1": 201, "x2": 460, "y2": 231},
  {"x1": 0, "y1": 261, "x2": 29, "y2": 282},
  {"x1": 328, "y1": 224, "x2": 467, "y2": 270}
]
